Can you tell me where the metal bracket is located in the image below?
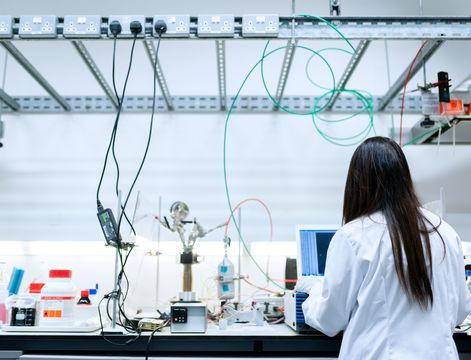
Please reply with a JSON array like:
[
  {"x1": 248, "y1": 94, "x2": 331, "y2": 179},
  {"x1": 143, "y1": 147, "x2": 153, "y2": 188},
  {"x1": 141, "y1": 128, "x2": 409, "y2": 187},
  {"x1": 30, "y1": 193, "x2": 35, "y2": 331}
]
[
  {"x1": 143, "y1": 39, "x2": 174, "y2": 110},
  {"x1": 327, "y1": 40, "x2": 370, "y2": 109},
  {"x1": 274, "y1": 39, "x2": 297, "y2": 110},
  {"x1": 0, "y1": 40, "x2": 71, "y2": 111},
  {"x1": 215, "y1": 40, "x2": 227, "y2": 110},
  {"x1": 71, "y1": 40, "x2": 118, "y2": 109},
  {"x1": 0, "y1": 95, "x2": 423, "y2": 114},
  {"x1": 379, "y1": 40, "x2": 443, "y2": 111},
  {"x1": 0, "y1": 88, "x2": 20, "y2": 111}
]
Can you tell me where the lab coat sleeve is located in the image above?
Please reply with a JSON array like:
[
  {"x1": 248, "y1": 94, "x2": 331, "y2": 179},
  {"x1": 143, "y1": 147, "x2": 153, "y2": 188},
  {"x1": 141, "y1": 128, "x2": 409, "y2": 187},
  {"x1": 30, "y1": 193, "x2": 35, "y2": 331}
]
[
  {"x1": 454, "y1": 234, "x2": 471, "y2": 326},
  {"x1": 302, "y1": 229, "x2": 363, "y2": 337}
]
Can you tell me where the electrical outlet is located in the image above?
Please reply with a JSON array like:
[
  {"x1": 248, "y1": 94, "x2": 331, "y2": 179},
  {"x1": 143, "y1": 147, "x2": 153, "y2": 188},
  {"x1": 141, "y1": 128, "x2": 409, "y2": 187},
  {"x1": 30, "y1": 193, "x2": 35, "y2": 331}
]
[
  {"x1": 242, "y1": 14, "x2": 279, "y2": 37},
  {"x1": 153, "y1": 15, "x2": 190, "y2": 37},
  {"x1": 0, "y1": 16, "x2": 13, "y2": 38},
  {"x1": 107, "y1": 15, "x2": 146, "y2": 38},
  {"x1": 63, "y1": 15, "x2": 102, "y2": 38},
  {"x1": 197, "y1": 15, "x2": 234, "y2": 37},
  {"x1": 19, "y1": 15, "x2": 58, "y2": 38}
]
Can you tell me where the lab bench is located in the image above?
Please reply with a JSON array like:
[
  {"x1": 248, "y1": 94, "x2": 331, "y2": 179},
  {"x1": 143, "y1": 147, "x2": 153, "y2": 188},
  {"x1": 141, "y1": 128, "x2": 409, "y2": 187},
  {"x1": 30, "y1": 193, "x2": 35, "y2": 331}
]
[{"x1": 0, "y1": 324, "x2": 471, "y2": 359}]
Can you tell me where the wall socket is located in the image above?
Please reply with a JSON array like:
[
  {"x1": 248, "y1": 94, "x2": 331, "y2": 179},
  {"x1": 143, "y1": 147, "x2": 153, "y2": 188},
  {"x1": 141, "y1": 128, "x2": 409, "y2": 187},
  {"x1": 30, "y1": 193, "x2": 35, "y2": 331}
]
[
  {"x1": 153, "y1": 15, "x2": 190, "y2": 37},
  {"x1": 19, "y1": 15, "x2": 58, "y2": 38},
  {"x1": 242, "y1": 15, "x2": 279, "y2": 37},
  {"x1": 63, "y1": 15, "x2": 102, "y2": 38},
  {"x1": 197, "y1": 15, "x2": 234, "y2": 37},
  {"x1": 107, "y1": 15, "x2": 146, "y2": 38},
  {"x1": 0, "y1": 16, "x2": 13, "y2": 38}
]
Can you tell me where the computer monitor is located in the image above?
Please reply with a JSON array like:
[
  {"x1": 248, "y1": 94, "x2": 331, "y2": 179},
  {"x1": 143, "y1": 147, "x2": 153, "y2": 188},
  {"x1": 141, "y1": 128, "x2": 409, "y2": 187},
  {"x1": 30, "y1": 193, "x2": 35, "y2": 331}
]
[{"x1": 295, "y1": 225, "x2": 338, "y2": 278}]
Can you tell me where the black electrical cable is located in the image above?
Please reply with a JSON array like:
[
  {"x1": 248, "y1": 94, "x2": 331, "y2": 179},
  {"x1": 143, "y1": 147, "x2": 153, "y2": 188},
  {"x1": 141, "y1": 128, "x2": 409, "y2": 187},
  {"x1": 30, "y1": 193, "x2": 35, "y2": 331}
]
[
  {"x1": 116, "y1": 248, "x2": 136, "y2": 331},
  {"x1": 144, "y1": 321, "x2": 169, "y2": 360},
  {"x1": 111, "y1": 247, "x2": 136, "y2": 332},
  {"x1": 145, "y1": 328, "x2": 159, "y2": 360},
  {"x1": 112, "y1": 35, "x2": 164, "y2": 334},
  {"x1": 110, "y1": 37, "x2": 137, "y2": 235},
  {"x1": 100, "y1": 249, "x2": 137, "y2": 335},
  {"x1": 105, "y1": 295, "x2": 113, "y2": 322},
  {"x1": 97, "y1": 295, "x2": 141, "y2": 346},
  {"x1": 116, "y1": 36, "x2": 162, "y2": 235},
  {"x1": 97, "y1": 30, "x2": 165, "y2": 348},
  {"x1": 96, "y1": 36, "x2": 137, "y2": 235},
  {"x1": 95, "y1": 38, "x2": 121, "y2": 203}
]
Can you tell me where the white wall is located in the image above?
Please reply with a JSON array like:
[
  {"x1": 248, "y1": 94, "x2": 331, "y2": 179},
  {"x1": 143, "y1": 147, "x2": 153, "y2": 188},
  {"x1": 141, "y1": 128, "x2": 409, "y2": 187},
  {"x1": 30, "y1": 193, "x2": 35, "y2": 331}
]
[{"x1": 1, "y1": 0, "x2": 471, "y2": 307}]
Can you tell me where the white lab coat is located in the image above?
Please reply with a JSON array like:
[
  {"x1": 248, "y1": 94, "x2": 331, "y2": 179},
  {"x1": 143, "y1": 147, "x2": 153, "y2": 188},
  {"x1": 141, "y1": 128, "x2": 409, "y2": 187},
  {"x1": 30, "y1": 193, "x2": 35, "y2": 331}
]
[{"x1": 302, "y1": 209, "x2": 471, "y2": 360}]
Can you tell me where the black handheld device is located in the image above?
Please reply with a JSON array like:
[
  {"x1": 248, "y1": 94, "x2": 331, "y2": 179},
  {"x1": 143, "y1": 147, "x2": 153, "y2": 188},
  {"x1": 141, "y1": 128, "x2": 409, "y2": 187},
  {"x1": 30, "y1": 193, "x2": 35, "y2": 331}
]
[{"x1": 97, "y1": 204, "x2": 121, "y2": 246}]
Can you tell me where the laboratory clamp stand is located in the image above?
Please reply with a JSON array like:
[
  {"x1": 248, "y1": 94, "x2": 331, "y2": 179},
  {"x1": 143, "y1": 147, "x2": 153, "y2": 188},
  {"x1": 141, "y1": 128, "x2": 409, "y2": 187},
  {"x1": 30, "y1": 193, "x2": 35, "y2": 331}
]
[{"x1": 156, "y1": 202, "x2": 225, "y2": 333}]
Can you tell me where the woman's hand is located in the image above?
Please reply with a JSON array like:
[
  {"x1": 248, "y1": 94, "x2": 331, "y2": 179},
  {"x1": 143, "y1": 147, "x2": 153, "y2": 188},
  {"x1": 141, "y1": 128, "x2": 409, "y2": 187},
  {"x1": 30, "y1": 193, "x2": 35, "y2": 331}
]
[{"x1": 295, "y1": 276, "x2": 324, "y2": 295}]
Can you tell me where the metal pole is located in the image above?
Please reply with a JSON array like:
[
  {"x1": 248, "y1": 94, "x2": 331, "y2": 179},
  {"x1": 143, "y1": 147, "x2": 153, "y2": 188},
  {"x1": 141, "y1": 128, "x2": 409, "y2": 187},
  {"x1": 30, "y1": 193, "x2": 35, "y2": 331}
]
[
  {"x1": 0, "y1": 51, "x2": 19, "y2": 112},
  {"x1": 237, "y1": 208, "x2": 242, "y2": 304},
  {"x1": 0, "y1": 88, "x2": 19, "y2": 111},
  {"x1": 327, "y1": 40, "x2": 370, "y2": 109},
  {"x1": 155, "y1": 195, "x2": 162, "y2": 308},
  {"x1": 379, "y1": 40, "x2": 443, "y2": 111},
  {"x1": 384, "y1": 40, "x2": 395, "y2": 139},
  {"x1": 419, "y1": 0, "x2": 427, "y2": 86},
  {"x1": 71, "y1": 40, "x2": 119, "y2": 109},
  {"x1": 111, "y1": 190, "x2": 122, "y2": 329},
  {"x1": 1, "y1": 41, "x2": 71, "y2": 111},
  {"x1": 215, "y1": 40, "x2": 227, "y2": 111},
  {"x1": 143, "y1": 40, "x2": 174, "y2": 110}
]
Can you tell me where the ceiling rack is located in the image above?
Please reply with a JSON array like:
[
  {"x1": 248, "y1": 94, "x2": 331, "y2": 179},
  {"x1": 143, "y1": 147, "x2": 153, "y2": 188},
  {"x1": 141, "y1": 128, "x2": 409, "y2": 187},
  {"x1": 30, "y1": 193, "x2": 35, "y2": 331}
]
[{"x1": 0, "y1": 15, "x2": 470, "y2": 114}]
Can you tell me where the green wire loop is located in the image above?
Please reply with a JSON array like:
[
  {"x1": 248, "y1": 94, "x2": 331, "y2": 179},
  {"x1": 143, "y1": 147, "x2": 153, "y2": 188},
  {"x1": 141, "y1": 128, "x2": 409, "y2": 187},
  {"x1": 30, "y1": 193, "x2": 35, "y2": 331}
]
[
  {"x1": 305, "y1": 47, "x2": 354, "y2": 91},
  {"x1": 260, "y1": 41, "x2": 337, "y2": 115},
  {"x1": 223, "y1": 14, "x2": 377, "y2": 291}
]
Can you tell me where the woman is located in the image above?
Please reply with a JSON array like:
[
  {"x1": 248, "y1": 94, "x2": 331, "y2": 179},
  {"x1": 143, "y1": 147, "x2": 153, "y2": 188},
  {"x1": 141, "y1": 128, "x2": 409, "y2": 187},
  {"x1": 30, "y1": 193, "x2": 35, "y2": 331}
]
[{"x1": 302, "y1": 136, "x2": 471, "y2": 359}]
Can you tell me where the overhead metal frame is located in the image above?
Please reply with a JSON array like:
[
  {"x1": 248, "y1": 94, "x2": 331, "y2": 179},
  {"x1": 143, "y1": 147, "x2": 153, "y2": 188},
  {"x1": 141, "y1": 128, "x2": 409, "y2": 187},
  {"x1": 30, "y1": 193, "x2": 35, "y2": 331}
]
[
  {"x1": 327, "y1": 40, "x2": 370, "y2": 109},
  {"x1": 274, "y1": 39, "x2": 298, "y2": 111},
  {"x1": 0, "y1": 94, "x2": 423, "y2": 114},
  {"x1": 143, "y1": 39, "x2": 174, "y2": 110},
  {"x1": 379, "y1": 40, "x2": 443, "y2": 111},
  {"x1": 0, "y1": 41, "x2": 71, "y2": 111},
  {"x1": 0, "y1": 88, "x2": 20, "y2": 111},
  {"x1": 3, "y1": 16, "x2": 471, "y2": 40},
  {"x1": 71, "y1": 40, "x2": 118, "y2": 109},
  {"x1": 0, "y1": 16, "x2": 470, "y2": 115},
  {"x1": 215, "y1": 40, "x2": 227, "y2": 111},
  {"x1": 277, "y1": 16, "x2": 471, "y2": 40}
]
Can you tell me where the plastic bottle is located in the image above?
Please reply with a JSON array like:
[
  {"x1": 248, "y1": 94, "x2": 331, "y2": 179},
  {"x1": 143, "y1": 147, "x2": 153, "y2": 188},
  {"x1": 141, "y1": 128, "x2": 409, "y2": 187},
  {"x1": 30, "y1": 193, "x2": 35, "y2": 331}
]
[
  {"x1": 29, "y1": 283, "x2": 45, "y2": 301},
  {"x1": 0, "y1": 283, "x2": 8, "y2": 325},
  {"x1": 217, "y1": 255, "x2": 235, "y2": 300},
  {"x1": 421, "y1": 90, "x2": 439, "y2": 115},
  {"x1": 77, "y1": 290, "x2": 91, "y2": 305},
  {"x1": 40, "y1": 269, "x2": 76, "y2": 327},
  {"x1": 10, "y1": 295, "x2": 36, "y2": 326}
]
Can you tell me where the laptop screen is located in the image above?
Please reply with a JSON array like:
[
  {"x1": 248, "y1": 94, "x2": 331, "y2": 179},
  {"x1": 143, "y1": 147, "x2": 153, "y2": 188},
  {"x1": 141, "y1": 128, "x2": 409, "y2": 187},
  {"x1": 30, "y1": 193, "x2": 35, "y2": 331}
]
[{"x1": 298, "y1": 229, "x2": 336, "y2": 276}]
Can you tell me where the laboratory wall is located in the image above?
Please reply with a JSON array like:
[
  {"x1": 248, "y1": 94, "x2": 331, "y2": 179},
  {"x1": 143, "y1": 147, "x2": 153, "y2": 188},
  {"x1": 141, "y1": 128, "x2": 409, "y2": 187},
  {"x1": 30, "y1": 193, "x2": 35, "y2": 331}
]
[
  {"x1": 1, "y1": 0, "x2": 471, "y2": 308},
  {"x1": 1, "y1": 111, "x2": 470, "y2": 308}
]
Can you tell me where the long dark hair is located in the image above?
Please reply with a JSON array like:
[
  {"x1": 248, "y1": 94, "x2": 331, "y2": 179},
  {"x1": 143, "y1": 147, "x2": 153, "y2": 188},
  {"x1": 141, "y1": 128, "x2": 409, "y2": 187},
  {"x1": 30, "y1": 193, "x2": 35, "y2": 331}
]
[{"x1": 343, "y1": 136, "x2": 442, "y2": 309}]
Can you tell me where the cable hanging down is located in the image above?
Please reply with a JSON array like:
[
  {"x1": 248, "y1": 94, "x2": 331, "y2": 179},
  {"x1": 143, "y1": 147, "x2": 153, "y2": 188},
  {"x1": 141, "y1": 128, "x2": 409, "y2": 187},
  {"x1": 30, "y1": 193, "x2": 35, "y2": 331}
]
[{"x1": 95, "y1": 19, "x2": 168, "y2": 345}]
